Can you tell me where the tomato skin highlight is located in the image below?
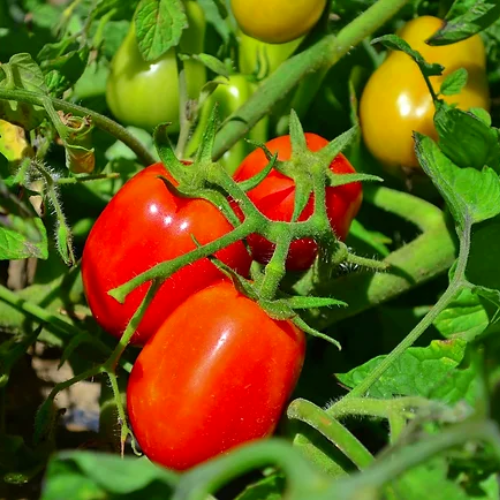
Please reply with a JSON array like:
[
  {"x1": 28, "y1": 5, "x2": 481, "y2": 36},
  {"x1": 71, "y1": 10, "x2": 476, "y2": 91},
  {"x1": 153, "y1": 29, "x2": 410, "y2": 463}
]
[
  {"x1": 233, "y1": 133, "x2": 363, "y2": 271},
  {"x1": 81, "y1": 164, "x2": 251, "y2": 345},
  {"x1": 127, "y1": 281, "x2": 306, "y2": 471},
  {"x1": 359, "y1": 16, "x2": 490, "y2": 170},
  {"x1": 230, "y1": 0, "x2": 326, "y2": 44}
]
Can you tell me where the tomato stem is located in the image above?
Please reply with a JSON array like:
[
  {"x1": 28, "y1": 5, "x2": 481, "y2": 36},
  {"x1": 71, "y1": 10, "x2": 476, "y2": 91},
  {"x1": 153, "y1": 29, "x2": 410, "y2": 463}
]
[
  {"x1": 293, "y1": 186, "x2": 456, "y2": 326},
  {"x1": 175, "y1": 65, "x2": 192, "y2": 159},
  {"x1": 108, "y1": 222, "x2": 257, "y2": 304},
  {"x1": 288, "y1": 399, "x2": 374, "y2": 470},
  {"x1": 340, "y1": 218, "x2": 470, "y2": 400},
  {"x1": 345, "y1": 253, "x2": 390, "y2": 271},
  {"x1": 259, "y1": 231, "x2": 292, "y2": 300},
  {"x1": 330, "y1": 420, "x2": 500, "y2": 496},
  {"x1": 106, "y1": 371, "x2": 132, "y2": 456},
  {"x1": 171, "y1": 440, "x2": 330, "y2": 500},
  {"x1": 0, "y1": 88, "x2": 156, "y2": 166},
  {"x1": 105, "y1": 280, "x2": 162, "y2": 371}
]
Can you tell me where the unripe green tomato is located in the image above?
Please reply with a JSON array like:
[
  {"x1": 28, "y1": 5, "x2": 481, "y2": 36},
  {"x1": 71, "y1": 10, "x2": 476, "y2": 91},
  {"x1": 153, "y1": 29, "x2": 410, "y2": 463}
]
[
  {"x1": 238, "y1": 31, "x2": 302, "y2": 79},
  {"x1": 106, "y1": 1, "x2": 206, "y2": 132},
  {"x1": 187, "y1": 74, "x2": 268, "y2": 173}
]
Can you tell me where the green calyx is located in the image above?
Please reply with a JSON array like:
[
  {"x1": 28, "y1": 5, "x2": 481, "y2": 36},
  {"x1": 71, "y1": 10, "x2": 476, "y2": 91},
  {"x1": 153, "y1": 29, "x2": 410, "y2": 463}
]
[{"x1": 108, "y1": 107, "x2": 388, "y2": 347}]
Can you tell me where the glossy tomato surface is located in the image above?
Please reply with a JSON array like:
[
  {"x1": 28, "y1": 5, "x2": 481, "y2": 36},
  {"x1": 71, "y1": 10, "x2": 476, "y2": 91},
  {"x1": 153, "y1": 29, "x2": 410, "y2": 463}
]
[
  {"x1": 233, "y1": 133, "x2": 363, "y2": 271},
  {"x1": 127, "y1": 281, "x2": 306, "y2": 470},
  {"x1": 82, "y1": 164, "x2": 251, "y2": 345},
  {"x1": 230, "y1": 0, "x2": 326, "y2": 44},
  {"x1": 360, "y1": 16, "x2": 490, "y2": 170}
]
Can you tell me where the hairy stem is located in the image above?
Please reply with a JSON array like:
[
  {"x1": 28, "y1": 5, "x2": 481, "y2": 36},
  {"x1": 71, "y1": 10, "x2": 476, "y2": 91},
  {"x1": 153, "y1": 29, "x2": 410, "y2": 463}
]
[
  {"x1": 288, "y1": 399, "x2": 374, "y2": 469},
  {"x1": 333, "y1": 420, "x2": 500, "y2": 496},
  {"x1": 293, "y1": 186, "x2": 457, "y2": 327},
  {"x1": 343, "y1": 219, "x2": 469, "y2": 399},
  {"x1": 108, "y1": 222, "x2": 256, "y2": 304},
  {"x1": 0, "y1": 89, "x2": 155, "y2": 166}
]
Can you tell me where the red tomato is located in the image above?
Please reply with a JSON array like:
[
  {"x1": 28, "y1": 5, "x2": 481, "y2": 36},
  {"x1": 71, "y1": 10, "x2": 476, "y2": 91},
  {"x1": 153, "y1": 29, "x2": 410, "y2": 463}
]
[
  {"x1": 127, "y1": 281, "x2": 306, "y2": 470},
  {"x1": 233, "y1": 133, "x2": 363, "y2": 271},
  {"x1": 82, "y1": 163, "x2": 251, "y2": 345}
]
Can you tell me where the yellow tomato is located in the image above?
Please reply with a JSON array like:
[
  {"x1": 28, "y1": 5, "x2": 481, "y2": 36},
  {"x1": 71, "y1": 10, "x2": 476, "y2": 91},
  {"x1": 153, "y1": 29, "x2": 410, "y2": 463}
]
[
  {"x1": 230, "y1": 0, "x2": 326, "y2": 44},
  {"x1": 359, "y1": 16, "x2": 490, "y2": 170}
]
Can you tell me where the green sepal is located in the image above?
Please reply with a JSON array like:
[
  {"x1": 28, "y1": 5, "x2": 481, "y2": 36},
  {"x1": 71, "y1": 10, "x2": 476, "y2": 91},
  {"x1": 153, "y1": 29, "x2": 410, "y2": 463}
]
[
  {"x1": 238, "y1": 153, "x2": 277, "y2": 192},
  {"x1": 153, "y1": 123, "x2": 186, "y2": 182},
  {"x1": 326, "y1": 172, "x2": 382, "y2": 188},
  {"x1": 316, "y1": 126, "x2": 359, "y2": 167}
]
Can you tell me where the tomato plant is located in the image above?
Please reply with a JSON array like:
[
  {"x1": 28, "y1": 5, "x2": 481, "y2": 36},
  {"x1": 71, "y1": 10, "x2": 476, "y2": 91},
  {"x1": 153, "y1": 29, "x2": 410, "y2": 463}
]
[
  {"x1": 106, "y1": 1, "x2": 206, "y2": 132},
  {"x1": 360, "y1": 15, "x2": 490, "y2": 171},
  {"x1": 81, "y1": 163, "x2": 251, "y2": 345},
  {"x1": 233, "y1": 133, "x2": 363, "y2": 271},
  {"x1": 230, "y1": 0, "x2": 327, "y2": 44},
  {"x1": 127, "y1": 280, "x2": 306, "y2": 470}
]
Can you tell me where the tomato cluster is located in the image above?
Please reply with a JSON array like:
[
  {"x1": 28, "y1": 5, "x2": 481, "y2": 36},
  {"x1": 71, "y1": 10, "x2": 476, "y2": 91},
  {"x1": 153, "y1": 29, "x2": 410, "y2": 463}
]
[
  {"x1": 83, "y1": 0, "x2": 367, "y2": 472},
  {"x1": 82, "y1": 133, "x2": 362, "y2": 470}
]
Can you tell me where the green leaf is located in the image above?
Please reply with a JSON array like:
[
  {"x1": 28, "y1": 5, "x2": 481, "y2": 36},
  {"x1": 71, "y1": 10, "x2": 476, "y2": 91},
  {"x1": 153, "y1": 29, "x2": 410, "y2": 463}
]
[
  {"x1": 336, "y1": 339, "x2": 475, "y2": 404},
  {"x1": 179, "y1": 53, "x2": 229, "y2": 77},
  {"x1": 472, "y1": 473, "x2": 500, "y2": 499},
  {"x1": 235, "y1": 475, "x2": 285, "y2": 500},
  {"x1": 0, "y1": 53, "x2": 47, "y2": 130},
  {"x1": 472, "y1": 286, "x2": 500, "y2": 311},
  {"x1": 38, "y1": 39, "x2": 91, "y2": 95},
  {"x1": 388, "y1": 458, "x2": 470, "y2": 500},
  {"x1": 372, "y1": 34, "x2": 444, "y2": 78},
  {"x1": 434, "y1": 101, "x2": 500, "y2": 170},
  {"x1": 428, "y1": 0, "x2": 500, "y2": 45},
  {"x1": 0, "y1": 216, "x2": 48, "y2": 260},
  {"x1": 346, "y1": 219, "x2": 391, "y2": 258},
  {"x1": 197, "y1": 0, "x2": 230, "y2": 43},
  {"x1": 41, "y1": 452, "x2": 178, "y2": 499},
  {"x1": 92, "y1": 0, "x2": 139, "y2": 21},
  {"x1": 414, "y1": 134, "x2": 500, "y2": 231},
  {"x1": 439, "y1": 67, "x2": 468, "y2": 96},
  {"x1": 134, "y1": 0, "x2": 187, "y2": 61},
  {"x1": 469, "y1": 107, "x2": 493, "y2": 126},
  {"x1": 434, "y1": 288, "x2": 491, "y2": 342},
  {"x1": 2, "y1": 53, "x2": 47, "y2": 92},
  {"x1": 466, "y1": 215, "x2": 500, "y2": 293}
]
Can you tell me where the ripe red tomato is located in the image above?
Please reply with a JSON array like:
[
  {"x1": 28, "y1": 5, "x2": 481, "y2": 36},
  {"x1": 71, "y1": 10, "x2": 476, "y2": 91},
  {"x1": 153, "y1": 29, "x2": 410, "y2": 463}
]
[
  {"x1": 127, "y1": 281, "x2": 306, "y2": 470},
  {"x1": 82, "y1": 164, "x2": 251, "y2": 345},
  {"x1": 233, "y1": 134, "x2": 363, "y2": 271}
]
